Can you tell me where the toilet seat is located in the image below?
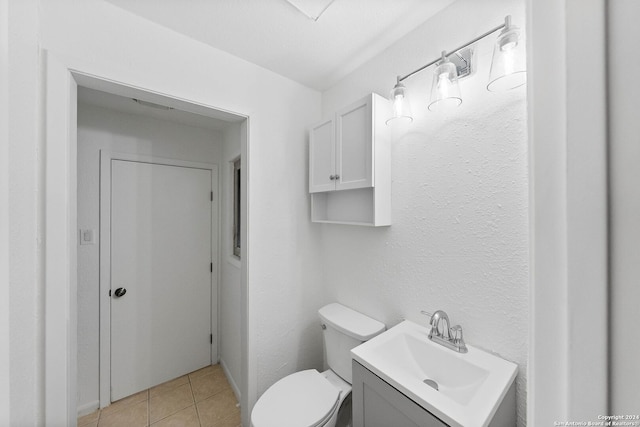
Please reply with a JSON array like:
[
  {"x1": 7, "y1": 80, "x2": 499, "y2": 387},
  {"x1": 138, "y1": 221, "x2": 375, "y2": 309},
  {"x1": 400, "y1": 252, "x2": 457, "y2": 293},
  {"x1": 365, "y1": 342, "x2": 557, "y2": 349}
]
[{"x1": 251, "y1": 369, "x2": 341, "y2": 427}]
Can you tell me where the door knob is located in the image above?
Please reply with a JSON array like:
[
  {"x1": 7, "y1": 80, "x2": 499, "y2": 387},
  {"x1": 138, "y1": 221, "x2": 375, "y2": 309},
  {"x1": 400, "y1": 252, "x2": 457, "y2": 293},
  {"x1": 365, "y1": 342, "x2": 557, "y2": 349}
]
[{"x1": 113, "y1": 287, "x2": 127, "y2": 298}]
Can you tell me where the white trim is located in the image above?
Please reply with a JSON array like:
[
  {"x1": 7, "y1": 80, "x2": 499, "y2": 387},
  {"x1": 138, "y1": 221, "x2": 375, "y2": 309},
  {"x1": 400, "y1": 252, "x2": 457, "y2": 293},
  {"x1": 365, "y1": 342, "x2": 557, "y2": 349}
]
[
  {"x1": 43, "y1": 51, "x2": 252, "y2": 426},
  {"x1": 99, "y1": 151, "x2": 219, "y2": 408},
  {"x1": 220, "y1": 358, "x2": 241, "y2": 403},
  {"x1": 226, "y1": 256, "x2": 241, "y2": 269},
  {"x1": 44, "y1": 50, "x2": 78, "y2": 426},
  {"x1": 98, "y1": 152, "x2": 111, "y2": 408},
  {"x1": 565, "y1": 0, "x2": 608, "y2": 417},
  {"x1": 526, "y1": 0, "x2": 608, "y2": 423},
  {"x1": 239, "y1": 119, "x2": 253, "y2": 427},
  {"x1": 77, "y1": 400, "x2": 99, "y2": 418},
  {"x1": 608, "y1": 0, "x2": 640, "y2": 411},
  {"x1": 101, "y1": 152, "x2": 221, "y2": 171},
  {"x1": 0, "y1": 0, "x2": 10, "y2": 421}
]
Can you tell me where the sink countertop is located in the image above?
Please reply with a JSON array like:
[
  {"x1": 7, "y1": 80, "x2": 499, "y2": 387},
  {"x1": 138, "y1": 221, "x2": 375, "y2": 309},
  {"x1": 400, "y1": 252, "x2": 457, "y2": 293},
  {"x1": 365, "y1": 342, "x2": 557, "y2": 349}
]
[{"x1": 351, "y1": 320, "x2": 517, "y2": 427}]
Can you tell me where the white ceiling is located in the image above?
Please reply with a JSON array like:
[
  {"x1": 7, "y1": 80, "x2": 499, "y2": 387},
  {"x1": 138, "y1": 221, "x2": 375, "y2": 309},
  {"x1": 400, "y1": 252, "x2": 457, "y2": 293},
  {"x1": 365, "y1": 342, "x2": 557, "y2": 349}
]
[
  {"x1": 105, "y1": 0, "x2": 455, "y2": 90},
  {"x1": 78, "y1": 87, "x2": 238, "y2": 131}
]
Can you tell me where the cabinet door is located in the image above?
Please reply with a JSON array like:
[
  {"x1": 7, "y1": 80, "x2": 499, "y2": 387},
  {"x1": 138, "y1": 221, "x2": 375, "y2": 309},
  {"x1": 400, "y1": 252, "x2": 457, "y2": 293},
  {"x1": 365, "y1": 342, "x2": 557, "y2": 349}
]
[
  {"x1": 309, "y1": 118, "x2": 336, "y2": 193},
  {"x1": 352, "y1": 361, "x2": 449, "y2": 427},
  {"x1": 335, "y1": 95, "x2": 373, "y2": 191}
]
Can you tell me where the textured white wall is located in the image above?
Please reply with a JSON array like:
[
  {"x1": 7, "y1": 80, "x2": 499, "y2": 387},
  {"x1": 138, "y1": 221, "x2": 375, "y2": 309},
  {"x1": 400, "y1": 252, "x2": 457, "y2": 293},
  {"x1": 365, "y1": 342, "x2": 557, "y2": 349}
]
[
  {"x1": 4, "y1": 0, "x2": 324, "y2": 422},
  {"x1": 76, "y1": 102, "x2": 224, "y2": 411},
  {"x1": 5, "y1": 0, "x2": 43, "y2": 425},
  {"x1": 321, "y1": 1, "x2": 528, "y2": 425},
  {"x1": 219, "y1": 123, "x2": 242, "y2": 398}
]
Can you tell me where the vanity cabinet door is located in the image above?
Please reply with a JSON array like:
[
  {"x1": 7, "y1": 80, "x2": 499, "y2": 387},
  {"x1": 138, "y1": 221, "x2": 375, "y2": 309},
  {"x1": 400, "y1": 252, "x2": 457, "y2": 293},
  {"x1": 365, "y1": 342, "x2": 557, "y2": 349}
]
[
  {"x1": 352, "y1": 361, "x2": 449, "y2": 427},
  {"x1": 335, "y1": 96, "x2": 373, "y2": 191},
  {"x1": 309, "y1": 117, "x2": 336, "y2": 193}
]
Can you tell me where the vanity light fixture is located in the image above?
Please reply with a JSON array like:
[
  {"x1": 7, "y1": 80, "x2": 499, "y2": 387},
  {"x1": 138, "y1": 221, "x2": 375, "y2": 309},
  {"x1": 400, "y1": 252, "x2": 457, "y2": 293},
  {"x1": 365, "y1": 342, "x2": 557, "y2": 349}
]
[
  {"x1": 386, "y1": 15, "x2": 526, "y2": 125},
  {"x1": 386, "y1": 76, "x2": 413, "y2": 125},
  {"x1": 487, "y1": 16, "x2": 526, "y2": 91},
  {"x1": 428, "y1": 52, "x2": 462, "y2": 112}
]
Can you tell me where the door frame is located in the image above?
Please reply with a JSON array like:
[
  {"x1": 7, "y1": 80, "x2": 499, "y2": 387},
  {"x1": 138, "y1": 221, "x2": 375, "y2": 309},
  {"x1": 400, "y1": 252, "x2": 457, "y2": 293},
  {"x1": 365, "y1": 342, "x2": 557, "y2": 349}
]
[
  {"x1": 526, "y1": 0, "x2": 608, "y2": 422},
  {"x1": 99, "y1": 152, "x2": 220, "y2": 408},
  {"x1": 43, "y1": 50, "x2": 251, "y2": 425}
]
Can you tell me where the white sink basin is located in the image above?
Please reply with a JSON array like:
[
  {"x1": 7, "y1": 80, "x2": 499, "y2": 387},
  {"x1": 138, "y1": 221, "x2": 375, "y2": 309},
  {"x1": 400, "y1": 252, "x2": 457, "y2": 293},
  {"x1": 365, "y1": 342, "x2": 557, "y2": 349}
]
[{"x1": 351, "y1": 320, "x2": 517, "y2": 427}]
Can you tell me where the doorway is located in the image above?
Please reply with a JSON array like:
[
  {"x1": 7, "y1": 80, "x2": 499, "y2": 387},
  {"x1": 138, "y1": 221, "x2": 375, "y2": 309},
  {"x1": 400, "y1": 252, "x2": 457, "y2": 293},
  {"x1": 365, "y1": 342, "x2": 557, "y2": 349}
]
[{"x1": 69, "y1": 76, "x2": 247, "y2": 419}]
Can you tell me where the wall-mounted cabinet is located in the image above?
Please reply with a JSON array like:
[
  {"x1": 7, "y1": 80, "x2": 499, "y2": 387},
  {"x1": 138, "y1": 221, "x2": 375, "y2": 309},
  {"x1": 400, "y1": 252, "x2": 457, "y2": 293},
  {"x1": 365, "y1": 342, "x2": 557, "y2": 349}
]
[{"x1": 308, "y1": 93, "x2": 391, "y2": 226}]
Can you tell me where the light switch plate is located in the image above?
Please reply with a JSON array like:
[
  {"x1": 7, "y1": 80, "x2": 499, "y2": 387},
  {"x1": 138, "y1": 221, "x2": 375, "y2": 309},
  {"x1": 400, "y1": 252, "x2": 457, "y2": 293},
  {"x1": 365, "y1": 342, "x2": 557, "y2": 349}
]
[{"x1": 80, "y1": 229, "x2": 95, "y2": 245}]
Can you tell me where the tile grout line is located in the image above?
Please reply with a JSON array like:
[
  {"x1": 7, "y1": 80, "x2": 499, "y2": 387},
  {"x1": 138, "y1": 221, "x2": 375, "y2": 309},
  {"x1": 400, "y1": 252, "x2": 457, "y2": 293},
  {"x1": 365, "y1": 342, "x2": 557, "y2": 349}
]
[
  {"x1": 189, "y1": 373, "x2": 204, "y2": 427},
  {"x1": 147, "y1": 388, "x2": 150, "y2": 427},
  {"x1": 83, "y1": 365, "x2": 226, "y2": 427},
  {"x1": 150, "y1": 381, "x2": 191, "y2": 426}
]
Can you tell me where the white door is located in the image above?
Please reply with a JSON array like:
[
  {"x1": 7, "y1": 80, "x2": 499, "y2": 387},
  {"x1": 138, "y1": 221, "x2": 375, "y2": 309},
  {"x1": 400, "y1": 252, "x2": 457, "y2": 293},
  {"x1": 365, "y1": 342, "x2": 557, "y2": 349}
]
[
  {"x1": 110, "y1": 160, "x2": 212, "y2": 401},
  {"x1": 309, "y1": 118, "x2": 336, "y2": 193},
  {"x1": 335, "y1": 96, "x2": 373, "y2": 191}
]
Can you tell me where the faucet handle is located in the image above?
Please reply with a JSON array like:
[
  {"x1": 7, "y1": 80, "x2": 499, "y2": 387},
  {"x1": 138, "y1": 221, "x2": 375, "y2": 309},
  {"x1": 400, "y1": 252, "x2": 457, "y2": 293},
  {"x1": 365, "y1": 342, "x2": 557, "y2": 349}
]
[
  {"x1": 450, "y1": 325, "x2": 468, "y2": 353},
  {"x1": 450, "y1": 325, "x2": 463, "y2": 342},
  {"x1": 421, "y1": 310, "x2": 438, "y2": 338}
]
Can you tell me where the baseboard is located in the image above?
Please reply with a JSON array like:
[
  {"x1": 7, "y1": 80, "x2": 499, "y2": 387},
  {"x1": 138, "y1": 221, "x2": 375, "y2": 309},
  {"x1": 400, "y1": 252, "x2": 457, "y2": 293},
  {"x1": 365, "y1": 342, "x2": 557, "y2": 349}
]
[
  {"x1": 77, "y1": 400, "x2": 99, "y2": 417},
  {"x1": 220, "y1": 358, "x2": 241, "y2": 403}
]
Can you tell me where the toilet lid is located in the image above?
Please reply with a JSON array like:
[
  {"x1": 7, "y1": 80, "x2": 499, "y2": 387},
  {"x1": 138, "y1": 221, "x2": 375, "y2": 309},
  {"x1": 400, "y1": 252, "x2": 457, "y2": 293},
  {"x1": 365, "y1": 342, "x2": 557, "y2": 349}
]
[{"x1": 251, "y1": 369, "x2": 341, "y2": 427}]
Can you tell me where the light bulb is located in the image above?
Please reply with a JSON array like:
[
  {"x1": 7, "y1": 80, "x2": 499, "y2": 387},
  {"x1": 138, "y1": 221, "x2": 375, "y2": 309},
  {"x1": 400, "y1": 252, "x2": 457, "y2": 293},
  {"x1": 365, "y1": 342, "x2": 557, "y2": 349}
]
[
  {"x1": 487, "y1": 15, "x2": 526, "y2": 91},
  {"x1": 437, "y1": 73, "x2": 452, "y2": 98},
  {"x1": 428, "y1": 56, "x2": 462, "y2": 111},
  {"x1": 393, "y1": 94, "x2": 405, "y2": 116},
  {"x1": 386, "y1": 78, "x2": 413, "y2": 125},
  {"x1": 502, "y1": 48, "x2": 515, "y2": 76},
  {"x1": 499, "y1": 32, "x2": 519, "y2": 51}
]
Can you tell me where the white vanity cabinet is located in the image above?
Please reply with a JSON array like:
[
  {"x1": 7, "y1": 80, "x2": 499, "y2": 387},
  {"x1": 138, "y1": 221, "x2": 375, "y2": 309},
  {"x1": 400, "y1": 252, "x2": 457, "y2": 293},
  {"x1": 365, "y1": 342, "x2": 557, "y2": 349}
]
[{"x1": 308, "y1": 93, "x2": 391, "y2": 226}]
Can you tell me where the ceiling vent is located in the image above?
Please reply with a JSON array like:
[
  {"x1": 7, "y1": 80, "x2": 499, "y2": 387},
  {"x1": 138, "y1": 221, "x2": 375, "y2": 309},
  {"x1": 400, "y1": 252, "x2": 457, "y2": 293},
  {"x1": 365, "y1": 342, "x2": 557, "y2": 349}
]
[
  {"x1": 132, "y1": 98, "x2": 174, "y2": 110},
  {"x1": 284, "y1": 0, "x2": 336, "y2": 21}
]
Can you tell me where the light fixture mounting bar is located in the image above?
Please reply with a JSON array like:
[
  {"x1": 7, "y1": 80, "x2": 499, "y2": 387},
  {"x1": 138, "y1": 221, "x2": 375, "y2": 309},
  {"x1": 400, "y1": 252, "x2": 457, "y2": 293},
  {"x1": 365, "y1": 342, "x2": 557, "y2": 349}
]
[{"x1": 398, "y1": 17, "x2": 509, "y2": 83}]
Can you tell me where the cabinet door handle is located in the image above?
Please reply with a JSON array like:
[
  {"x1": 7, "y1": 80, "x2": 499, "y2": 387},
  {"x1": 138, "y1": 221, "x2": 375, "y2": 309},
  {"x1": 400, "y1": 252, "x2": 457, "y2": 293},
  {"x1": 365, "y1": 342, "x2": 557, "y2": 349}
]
[
  {"x1": 334, "y1": 174, "x2": 340, "y2": 180},
  {"x1": 329, "y1": 175, "x2": 335, "y2": 180}
]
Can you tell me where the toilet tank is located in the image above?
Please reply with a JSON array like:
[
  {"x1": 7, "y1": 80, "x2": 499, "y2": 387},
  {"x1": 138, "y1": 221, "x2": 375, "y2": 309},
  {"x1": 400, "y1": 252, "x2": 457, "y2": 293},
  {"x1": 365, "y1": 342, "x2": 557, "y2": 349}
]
[{"x1": 318, "y1": 303, "x2": 385, "y2": 384}]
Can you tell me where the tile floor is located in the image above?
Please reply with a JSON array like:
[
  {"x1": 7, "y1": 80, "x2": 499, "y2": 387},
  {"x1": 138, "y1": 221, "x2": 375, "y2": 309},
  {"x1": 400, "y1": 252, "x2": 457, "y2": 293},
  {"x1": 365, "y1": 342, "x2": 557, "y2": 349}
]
[{"x1": 77, "y1": 364, "x2": 240, "y2": 427}]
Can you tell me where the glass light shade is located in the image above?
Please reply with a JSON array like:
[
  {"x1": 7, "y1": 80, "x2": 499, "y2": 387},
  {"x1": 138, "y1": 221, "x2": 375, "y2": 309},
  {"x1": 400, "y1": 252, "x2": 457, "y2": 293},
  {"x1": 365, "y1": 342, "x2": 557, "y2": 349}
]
[
  {"x1": 487, "y1": 24, "x2": 526, "y2": 91},
  {"x1": 386, "y1": 80, "x2": 413, "y2": 125},
  {"x1": 428, "y1": 60, "x2": 462, "y2": 111}
]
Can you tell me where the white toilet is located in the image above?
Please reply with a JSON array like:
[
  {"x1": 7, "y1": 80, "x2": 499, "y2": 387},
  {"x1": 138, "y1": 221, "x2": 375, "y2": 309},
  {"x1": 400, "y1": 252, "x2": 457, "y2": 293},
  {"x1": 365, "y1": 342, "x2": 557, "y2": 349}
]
[{"x1": 251, "y1": 303, "x2": 385, "y2": 427}]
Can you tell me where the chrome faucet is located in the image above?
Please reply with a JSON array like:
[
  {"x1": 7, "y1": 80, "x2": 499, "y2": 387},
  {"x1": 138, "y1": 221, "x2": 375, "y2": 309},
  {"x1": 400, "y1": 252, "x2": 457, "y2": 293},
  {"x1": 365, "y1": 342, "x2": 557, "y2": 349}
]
[
  {"x1": 429, "y1": 310, "x2": 451, "y2": 339},
  {"x1": 421, "y1": 310, "x2": 468, "y2": 353}
]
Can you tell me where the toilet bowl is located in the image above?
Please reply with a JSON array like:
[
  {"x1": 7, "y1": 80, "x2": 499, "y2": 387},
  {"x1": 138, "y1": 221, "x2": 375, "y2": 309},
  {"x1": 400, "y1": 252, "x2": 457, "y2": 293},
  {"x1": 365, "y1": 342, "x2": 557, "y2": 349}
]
[
  {"x1": 250, "y1": 303, "x2": 385, "y2": 427},
  {"x1": 251, "y1": 369, "x2": 349, "y2": 427}
]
